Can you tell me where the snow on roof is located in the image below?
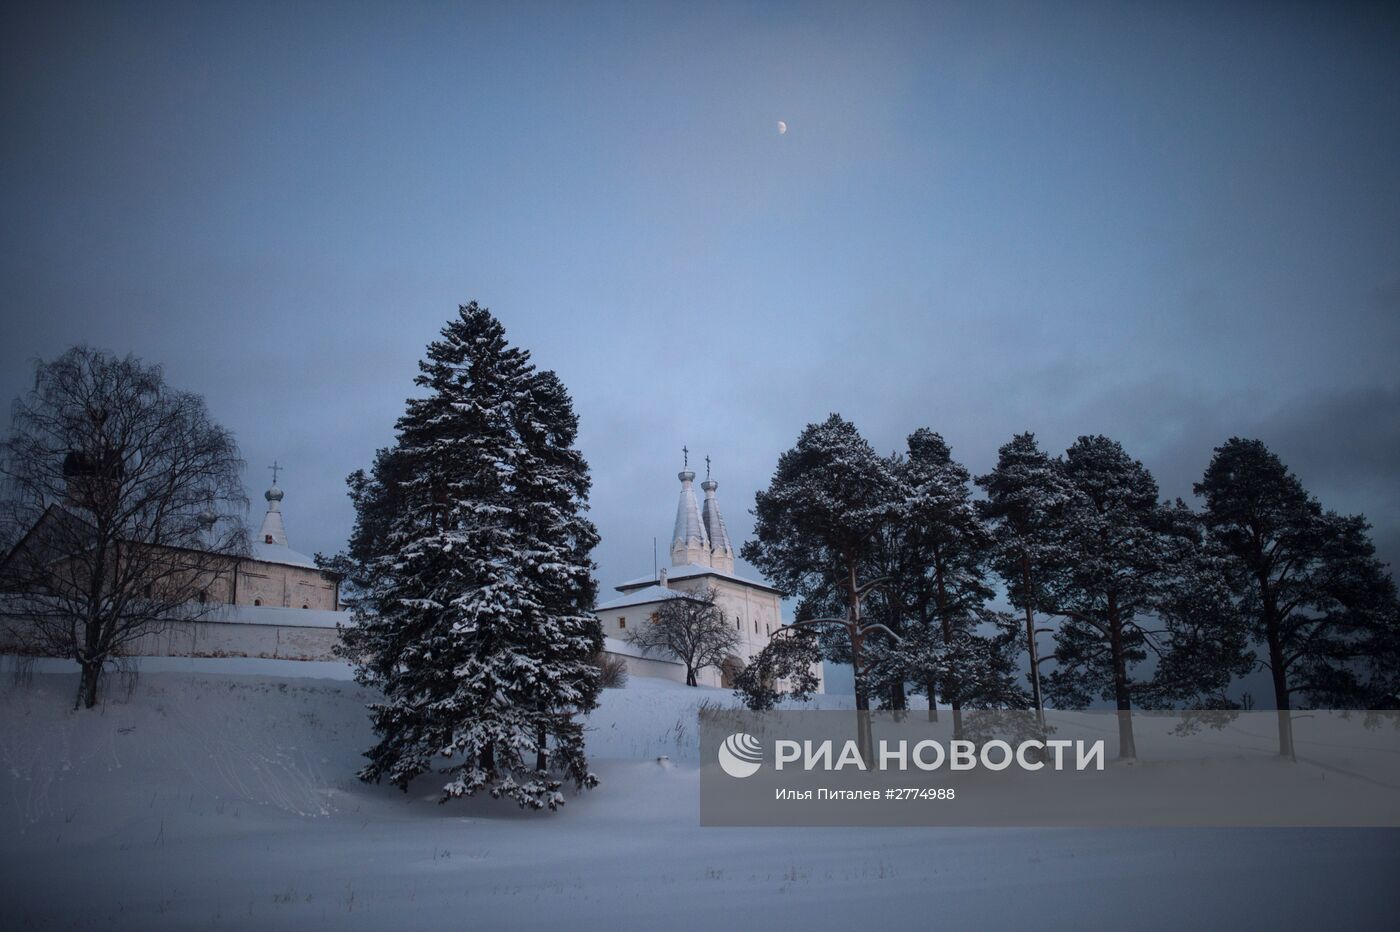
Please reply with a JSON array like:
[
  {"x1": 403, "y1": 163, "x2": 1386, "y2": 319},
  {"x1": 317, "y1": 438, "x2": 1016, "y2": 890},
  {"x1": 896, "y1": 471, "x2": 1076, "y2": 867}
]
[
  {"x1": 701, "y1": 478, "x2": 733, "y2": 560},
  {"x1": 248, "y1": 541, "x2": 321, "y2": 570},
  {"x1": 615, "y1": 563, "x2": 783, "y2": 594},
  {"x1": 595, "y1": 585, "x2": 685, "y2": 612},
  {"x1": 601, "y1": 635, "x2": 683, "y2": 664},
  {"x1": 671, "y1": 470, "x2": 710, "y2": 555}
]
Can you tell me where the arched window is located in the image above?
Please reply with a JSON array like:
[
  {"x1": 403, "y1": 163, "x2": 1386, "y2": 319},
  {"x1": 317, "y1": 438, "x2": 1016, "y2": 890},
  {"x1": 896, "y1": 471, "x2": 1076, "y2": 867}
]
[{"x1": 254, "y1": 598, "x2": 262, "y2": 606}]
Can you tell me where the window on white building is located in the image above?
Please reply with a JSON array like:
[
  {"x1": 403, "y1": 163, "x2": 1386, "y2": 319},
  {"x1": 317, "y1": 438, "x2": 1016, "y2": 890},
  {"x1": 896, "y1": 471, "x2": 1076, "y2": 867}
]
[{"x1": 618, "y1": 617, "x2": 626, "y2": 630}]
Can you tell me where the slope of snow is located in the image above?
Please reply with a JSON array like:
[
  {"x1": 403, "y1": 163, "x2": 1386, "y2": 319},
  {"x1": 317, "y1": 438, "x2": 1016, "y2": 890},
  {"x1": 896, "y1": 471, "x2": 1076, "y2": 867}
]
[{"x1": 1, "y1": 658, "x2": 1397, "y2": 930}]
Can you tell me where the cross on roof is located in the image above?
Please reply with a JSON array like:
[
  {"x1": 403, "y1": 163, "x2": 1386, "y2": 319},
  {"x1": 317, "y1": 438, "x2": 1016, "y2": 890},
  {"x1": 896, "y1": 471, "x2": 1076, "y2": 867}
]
[
  {"x1": 268, "y1": 460, "x2": 282, "y2": 485},
  {"x1": 682, "y1": 445, "x2": 688, "y2": 468},
  {"x1": 705, "y1": 455, "x2": 711, "y2": 479}
]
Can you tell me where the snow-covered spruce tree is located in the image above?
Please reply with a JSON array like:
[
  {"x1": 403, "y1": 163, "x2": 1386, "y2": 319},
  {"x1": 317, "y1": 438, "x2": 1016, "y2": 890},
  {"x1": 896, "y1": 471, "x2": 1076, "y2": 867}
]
[
  {"x1": 888, "y1": 429, "x2": 1025, "y2": 735},
  {"x1": 975, "y1": 432, "x2": 1074, "y2": 726},
  {"x1": 338, "y1": 303, "x2": 601, "y2": 809},
  {"x1": 318, "y1": 447, "x2": 411, "y2": 614},
  {"x1": 1196, "y1": 438, "x2": 1399, "y2": 756},
  {"x1": 741, "y1": 414, "x2": 896, "y2": 718}
]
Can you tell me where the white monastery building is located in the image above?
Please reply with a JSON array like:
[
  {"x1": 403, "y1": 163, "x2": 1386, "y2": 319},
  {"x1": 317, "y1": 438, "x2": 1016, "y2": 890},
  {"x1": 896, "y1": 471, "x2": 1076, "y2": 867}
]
[
  {"x1": 1, "y1": 469, "x2": 345, "y2": 661},
  {"x1": 126, "y1": 475, "x2": 346, "y2": 659},
  {"x1": 596, "y1": 459, "x2": 824, "y2": 692}
]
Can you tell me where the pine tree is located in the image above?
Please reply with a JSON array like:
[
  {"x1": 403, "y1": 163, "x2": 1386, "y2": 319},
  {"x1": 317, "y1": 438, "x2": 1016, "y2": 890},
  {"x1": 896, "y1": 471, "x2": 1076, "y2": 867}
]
[
  {"x1": 890, "y1": 429, "x2": 1023, "y2": 735},
  {"x1": 1196, "y1": 438, "x2": 1400, "y2": 756},
  {"x1": 1141, "y1": 500, "x2": 1252, "y2": 710},
  {"x1": 734, "y1": 630, "x2": 824, "y2": 711},
  {"x1": 742, "y1": 414, "x2": 896, "y2": 719},
  {"x1": 976, "y1": 432, "x2": 1073, "y2": 727},
  {"x1": 1039, "y1": 436, "x2": 1170, "y2": 759},
  {"x1": 338, "y1": 303, "x2": 601, "y2": 809},
  {"x1": 855, "y1": 459, "x2": 919, "y2": 714}
]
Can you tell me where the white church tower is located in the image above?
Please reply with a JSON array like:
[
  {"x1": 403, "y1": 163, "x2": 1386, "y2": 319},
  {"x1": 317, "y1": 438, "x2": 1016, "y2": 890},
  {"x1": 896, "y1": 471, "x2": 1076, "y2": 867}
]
[
  {"x1": 670, "y1": 449, "x2": 710, "y2": 566},
  {"x1": 258, "y1": 481, "x2": 289, "y2": 547},
  {"x1": 700, "y1": 456, "x2": 734, "y2": 573},
  {"x1": 670, "y1": 449, "x2": 736, "y2": 572},
  {"x1": 594, "y1": 449, "x2": 823, "y2": 692}
]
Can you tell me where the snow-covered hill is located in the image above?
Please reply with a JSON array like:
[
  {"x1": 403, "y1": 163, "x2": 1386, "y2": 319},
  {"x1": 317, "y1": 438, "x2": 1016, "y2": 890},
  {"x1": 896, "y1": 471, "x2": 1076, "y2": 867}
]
[{"x1": 2, "y1": 658, "x2": 1396, "y2": 930}]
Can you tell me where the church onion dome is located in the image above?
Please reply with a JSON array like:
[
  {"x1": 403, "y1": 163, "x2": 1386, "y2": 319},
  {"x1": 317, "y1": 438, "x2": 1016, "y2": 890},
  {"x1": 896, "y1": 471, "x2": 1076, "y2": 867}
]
[
  {"x1": 256, "y1": 473, "x2": 289, "y2": 549},
  {"x1": 701, "y1": 472, "x2": 735, "y2": 573},
  {"x1": 671, "y1": 466, "x2": 710, "y2": 565}
]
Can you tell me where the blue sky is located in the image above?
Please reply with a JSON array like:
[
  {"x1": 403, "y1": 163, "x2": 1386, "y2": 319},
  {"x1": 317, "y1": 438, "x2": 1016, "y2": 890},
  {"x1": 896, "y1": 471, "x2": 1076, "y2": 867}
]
[{"x1": 3, "y1": 0, "x2": 1398, "y2": 616}]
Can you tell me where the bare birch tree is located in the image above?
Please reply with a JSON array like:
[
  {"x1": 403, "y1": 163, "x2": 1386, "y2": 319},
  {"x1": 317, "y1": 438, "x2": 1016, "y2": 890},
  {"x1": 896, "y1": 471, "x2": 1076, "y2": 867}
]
[{"x1": 0, "y1": 347, "x2": 247, "y2": 708}]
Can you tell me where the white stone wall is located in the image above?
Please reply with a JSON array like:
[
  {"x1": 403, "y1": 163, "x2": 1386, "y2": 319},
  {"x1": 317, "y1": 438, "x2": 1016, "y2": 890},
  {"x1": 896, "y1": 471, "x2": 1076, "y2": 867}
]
[
  {"x1": 235, "y1": 561, "x2": 338, "y2": 611},
  {"x1": 600, "y1": 576, "x2": 825, "y2": 692},
  {"x1": 0, "y1": 606, "x2": 346, "y2": 662},
  {"x1": 125, "y1": 619, "x2": 341, "y2": 661}
]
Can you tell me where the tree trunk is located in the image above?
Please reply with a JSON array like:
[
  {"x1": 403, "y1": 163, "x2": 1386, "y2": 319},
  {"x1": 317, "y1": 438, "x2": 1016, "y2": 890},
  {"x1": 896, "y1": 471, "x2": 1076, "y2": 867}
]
[
  {"x1": 76, "y1": 658, "x2": 102, "y2": 710},
  {"x1": 1021, "y1": 552, "x2": 1045, "y2": 731},
  {"x1": 846, "y1": 559, "x2": 873, "y2": 761},
  {"x1": 922, "y1": 602, "x2": 939, "y2": 723},
  {"x1": 535, "y1": 725, "x2": 548, "y2": 773},
  {"x1": 889, "y1": 680, "x2": 907, "y2": 719},
  {"x1": 1262, "y1": 591, "x2": 1294, "y2": 759},
  {"x1": 933, "y1": 555, "x2": 963, "y2": 741},
  {"x1": 1107, "y1": 589, "x2": 1136, "y2": 760},
  {"x1": 924, "y1": 678, "x2": 940, "y2": 721}
]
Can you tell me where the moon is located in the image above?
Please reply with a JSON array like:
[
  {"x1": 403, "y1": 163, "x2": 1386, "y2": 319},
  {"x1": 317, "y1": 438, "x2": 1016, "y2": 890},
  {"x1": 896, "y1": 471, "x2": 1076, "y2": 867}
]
[{"x1": 777, "y1": 120, "x2": 787, "y2": 135}]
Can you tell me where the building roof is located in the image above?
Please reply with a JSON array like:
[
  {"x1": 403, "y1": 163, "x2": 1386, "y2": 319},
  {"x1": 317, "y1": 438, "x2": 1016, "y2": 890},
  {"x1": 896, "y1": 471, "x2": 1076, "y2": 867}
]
[
  {"x1": 601, "y1": 635, "x2": 683, "y2": 664},
  {"x1": 246, "y1": 474, "x2": 323, "y2": 570},
  {"x1": 615, "y1": 562, "x2": 784, "y2": 595},
  {"x1": 700, "y1": 477, "x2": 733, "y2": 562},
  {"x1": 671, "y1": 469, "x2": 709, "y2": 556},
  {"x1": 248, "y1": 541, "x2": 320, "y2": 570},
  {"x1": 595, "y1": 584, "x2": 686, "y2": 612}
]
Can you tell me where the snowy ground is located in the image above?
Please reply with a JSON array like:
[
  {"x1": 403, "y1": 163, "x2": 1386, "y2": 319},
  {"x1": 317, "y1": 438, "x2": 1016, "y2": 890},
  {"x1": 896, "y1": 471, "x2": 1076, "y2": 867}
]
[{"x1": 2, "y1": 658, "x2": 1397, "y2": 930}]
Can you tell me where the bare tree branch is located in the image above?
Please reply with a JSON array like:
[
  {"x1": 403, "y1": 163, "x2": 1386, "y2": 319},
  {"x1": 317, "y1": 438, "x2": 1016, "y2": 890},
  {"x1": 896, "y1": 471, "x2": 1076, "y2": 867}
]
[{"x1": 1, "y1": 347, "x2": 248, "y2": 708}]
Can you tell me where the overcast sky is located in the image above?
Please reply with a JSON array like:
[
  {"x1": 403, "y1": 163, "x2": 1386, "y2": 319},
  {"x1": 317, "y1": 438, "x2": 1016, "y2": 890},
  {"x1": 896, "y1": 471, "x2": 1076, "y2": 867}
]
[{"x1": 3, "y1": 1, "x2": 1398, "y2": 604}]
